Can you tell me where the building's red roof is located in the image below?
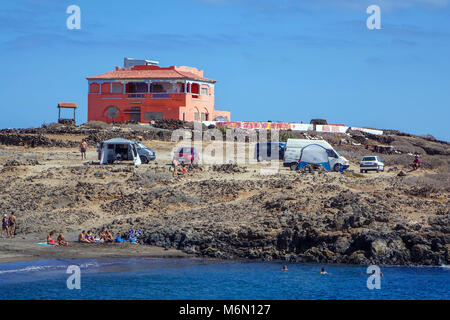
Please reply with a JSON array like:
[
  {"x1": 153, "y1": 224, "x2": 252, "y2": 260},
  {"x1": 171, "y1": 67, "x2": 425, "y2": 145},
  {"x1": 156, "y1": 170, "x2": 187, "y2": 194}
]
[{"x1": 86, "y1": 65, "x2": 216, "y2": 83}]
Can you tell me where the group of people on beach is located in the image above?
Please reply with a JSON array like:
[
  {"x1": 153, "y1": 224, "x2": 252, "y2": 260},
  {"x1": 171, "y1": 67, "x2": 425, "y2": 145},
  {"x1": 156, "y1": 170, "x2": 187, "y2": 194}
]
[
  {"x1": 78, "y1": 228, "x2": 113, "y2": 243},
  {"x1": 47, "y1": 231, "x2": 68, "y2": 246},
  {"x1": 46, "y1": 228, "x2": 113, "y2": 245},
  {"x1": 1, "y1": 212, "x2": 16, "y2": 238}
]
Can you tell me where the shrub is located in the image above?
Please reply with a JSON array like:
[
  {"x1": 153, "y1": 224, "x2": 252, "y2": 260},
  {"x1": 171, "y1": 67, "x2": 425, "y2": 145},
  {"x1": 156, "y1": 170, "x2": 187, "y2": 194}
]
[
  {"x1": 279, "y1": 130, "x2": 294, "y2": 142},
  {"x1": 216, "y1": 125, "x2": 228, "y2": 137},
  {"x1": 82, "y1": 121, "x2": 110, "y2": 129}
]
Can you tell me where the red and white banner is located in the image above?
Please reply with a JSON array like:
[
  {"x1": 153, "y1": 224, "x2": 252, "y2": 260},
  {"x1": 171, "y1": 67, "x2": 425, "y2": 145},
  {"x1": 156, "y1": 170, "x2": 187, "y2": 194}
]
[
  {"x1": 316, "y1": 124, "x2": 349, "y2": 133},
  {"x1": 206, "y1": 121, "x2": 312, "y2": 131},
  {"x1": 202, "y1": 121, "x2": 383, "y2": 136}
]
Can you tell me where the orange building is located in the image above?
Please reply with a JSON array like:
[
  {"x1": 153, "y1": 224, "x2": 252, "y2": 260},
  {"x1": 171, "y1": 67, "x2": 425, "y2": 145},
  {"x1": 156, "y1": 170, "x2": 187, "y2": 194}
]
[{"x1": 86, "y1": 58, "x2": 230, "y2": 123}]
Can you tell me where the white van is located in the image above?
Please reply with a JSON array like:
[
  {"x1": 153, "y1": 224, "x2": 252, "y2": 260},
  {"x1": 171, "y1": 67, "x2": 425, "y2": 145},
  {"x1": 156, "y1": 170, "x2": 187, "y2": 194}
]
[
  {"x1": 283, "y1": 139, "x2": 349, "y2": 171},
  {"x1": 98, "y1": 138, "x2": 142, "y2": 166}
]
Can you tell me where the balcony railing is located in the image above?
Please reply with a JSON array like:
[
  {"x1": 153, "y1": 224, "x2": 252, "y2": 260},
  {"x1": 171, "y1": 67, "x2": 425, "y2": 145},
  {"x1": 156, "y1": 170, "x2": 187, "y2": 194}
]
[
  {"x1": 152, "y1": 93, "x2": 170, "y2": 98},
  {"x1": 116, "y1": 92, "x2": 196, "y2": 100},
  {"x1": 127, "y1": 93, "x2": 146, "y2": 98}
]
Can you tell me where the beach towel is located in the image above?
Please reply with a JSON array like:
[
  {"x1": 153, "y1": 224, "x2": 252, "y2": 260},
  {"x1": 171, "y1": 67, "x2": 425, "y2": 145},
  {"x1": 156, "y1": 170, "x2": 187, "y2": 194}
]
[{"x1": 37, "y1": 242, "x2": 56, "y2": 246}]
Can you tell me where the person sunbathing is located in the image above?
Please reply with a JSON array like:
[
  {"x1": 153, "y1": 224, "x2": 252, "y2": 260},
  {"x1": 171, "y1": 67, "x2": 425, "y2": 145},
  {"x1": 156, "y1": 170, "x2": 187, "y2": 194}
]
[
  {"x1": 78, "y1": 230, "x2": 90, "y2": 243},
  {"x1": 99, "y1": 229, "x2": 105, "y2": 241},
  {"x1": 86, "y1": 230, "x2": 95, "y2": 243},
  {"x1": 47, "y1": 231, "x2": 57, "y2": 245},
  {"x1": 57, "y1": 233, "x2": 69, "y2": 246},
  {"x1": 103, "y1": 228, "x2": 113, "y2": 242}
]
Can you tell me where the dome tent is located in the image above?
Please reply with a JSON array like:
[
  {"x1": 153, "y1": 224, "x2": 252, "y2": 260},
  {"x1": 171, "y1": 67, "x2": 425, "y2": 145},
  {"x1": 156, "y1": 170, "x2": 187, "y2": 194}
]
[{"x1": 297, "y1": 144, "x2": 331, "y2": 171}]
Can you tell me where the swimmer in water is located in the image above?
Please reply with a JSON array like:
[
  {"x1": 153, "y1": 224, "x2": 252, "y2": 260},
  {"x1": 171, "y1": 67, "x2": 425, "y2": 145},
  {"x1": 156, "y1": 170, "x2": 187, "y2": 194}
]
[
  {"x1": 282, "y1": 265, "x2": 288, "y2": 271},
  {"x1": 371, "y1": 269, "x2": 383, "y2": 277},
  {"x1": 320, "y1": 267, "x2": 327, "y2": 274}
]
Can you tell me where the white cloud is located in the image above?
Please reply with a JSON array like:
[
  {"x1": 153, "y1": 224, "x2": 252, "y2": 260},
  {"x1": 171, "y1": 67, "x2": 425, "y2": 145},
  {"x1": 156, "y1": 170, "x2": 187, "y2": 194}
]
[{"x1": 199, "y1": 0, "x2": 449, "y2": 11}]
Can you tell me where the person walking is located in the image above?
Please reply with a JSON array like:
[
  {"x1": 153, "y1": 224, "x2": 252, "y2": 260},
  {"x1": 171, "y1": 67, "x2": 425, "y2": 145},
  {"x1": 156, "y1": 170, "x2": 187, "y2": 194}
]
[
  {"x1": 1, "y1": 214, "x2": 8, "y2": 238},
  {"x1": 172, "y1": 158, "x2": 179, "y2": 177},
  {"x1": 80, "y1": 139, "x2": 88, "y2": 160},
  {"x1": 8, "y1": 212, "x2": 16, "y2": 238}
]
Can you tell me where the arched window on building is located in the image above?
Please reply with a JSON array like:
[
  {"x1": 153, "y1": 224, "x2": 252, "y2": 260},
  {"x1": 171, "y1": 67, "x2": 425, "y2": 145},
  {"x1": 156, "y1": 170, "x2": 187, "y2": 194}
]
[
  {"x1": 194, "y1": 107, "x2": 200, "y2": 121},
  {"x1": 106, "y1": 106, "x2": 119, "y2": 119},
  {"x1": 202, "y1": 108, "x2": 209, "y2": 121}
]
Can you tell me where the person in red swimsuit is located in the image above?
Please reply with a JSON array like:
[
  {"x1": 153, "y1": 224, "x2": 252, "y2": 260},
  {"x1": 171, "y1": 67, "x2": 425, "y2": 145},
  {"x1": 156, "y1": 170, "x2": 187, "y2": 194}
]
[{"x1": 47, "y1": 231, "x2": 57, "y2": 245}]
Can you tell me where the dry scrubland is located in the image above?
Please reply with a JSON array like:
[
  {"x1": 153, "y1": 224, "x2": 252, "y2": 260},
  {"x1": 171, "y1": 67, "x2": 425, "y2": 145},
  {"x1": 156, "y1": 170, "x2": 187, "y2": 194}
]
[{"x1": 0, "y1": 121, "x2": 449, "y2": 265}]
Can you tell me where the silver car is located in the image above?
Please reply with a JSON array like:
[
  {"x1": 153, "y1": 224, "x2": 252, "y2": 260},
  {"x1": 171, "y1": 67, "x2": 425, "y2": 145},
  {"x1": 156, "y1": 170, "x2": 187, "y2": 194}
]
[
  {"x1": 135, "y1": 141, "x2": 156, "y2": 163},
  {"x1": 360, "y1": 156, "x2": 384, "y2": 173}
]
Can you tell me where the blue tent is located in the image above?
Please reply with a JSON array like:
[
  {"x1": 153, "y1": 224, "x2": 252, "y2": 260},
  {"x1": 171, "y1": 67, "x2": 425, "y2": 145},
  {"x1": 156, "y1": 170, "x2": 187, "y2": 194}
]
[{"x1": 296, "y1": 144, "x2": 331, "y2": 171}]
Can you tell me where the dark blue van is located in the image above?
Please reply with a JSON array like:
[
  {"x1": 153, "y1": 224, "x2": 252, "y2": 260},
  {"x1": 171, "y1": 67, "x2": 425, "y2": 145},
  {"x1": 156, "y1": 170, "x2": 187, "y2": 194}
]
[{"x1": 254, "y1": 142, "x2": 286, "y2": 161}]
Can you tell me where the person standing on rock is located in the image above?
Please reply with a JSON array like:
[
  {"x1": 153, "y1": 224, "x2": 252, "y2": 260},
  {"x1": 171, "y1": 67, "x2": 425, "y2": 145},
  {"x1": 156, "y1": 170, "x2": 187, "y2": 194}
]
[
  {"x1": 8, "y1": 212, "x2": 16, "y2": 238},
  {"x1": 171, "y1": 158, "x2": 179, "y2": 177},
  {"x1": 80, "y1": 139, "x2": 88, "y2": 160},
  {"x1": 1, "y1": 214, "x2": 8, "y2": 238}
]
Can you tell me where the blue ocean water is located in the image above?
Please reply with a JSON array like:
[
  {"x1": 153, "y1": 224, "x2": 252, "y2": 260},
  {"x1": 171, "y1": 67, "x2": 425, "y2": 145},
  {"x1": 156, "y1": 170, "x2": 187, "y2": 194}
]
[{"x1": 0, "y1": 258, "x2": 448, "y2": 300}]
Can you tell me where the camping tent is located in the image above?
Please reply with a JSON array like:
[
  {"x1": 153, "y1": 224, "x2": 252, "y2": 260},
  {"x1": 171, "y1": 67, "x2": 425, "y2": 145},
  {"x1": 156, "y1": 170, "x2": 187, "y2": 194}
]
[
  {"x1": 99, "y1": 138, "x2": 141, "y2": 166},
  {"x1": 297, "y1": 144, "x2": 331, "y2": 171}
]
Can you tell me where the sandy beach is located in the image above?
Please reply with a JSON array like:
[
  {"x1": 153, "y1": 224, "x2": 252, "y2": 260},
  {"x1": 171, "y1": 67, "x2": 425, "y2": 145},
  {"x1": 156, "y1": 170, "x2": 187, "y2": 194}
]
[{"x1": 0, "y1": 233, "x2": 189, "y2": 263}]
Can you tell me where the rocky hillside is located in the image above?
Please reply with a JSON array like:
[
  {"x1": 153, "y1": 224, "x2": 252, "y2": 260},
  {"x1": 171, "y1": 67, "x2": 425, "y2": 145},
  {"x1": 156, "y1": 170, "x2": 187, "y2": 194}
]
[{"x1": 0, "y1": 122, "x2": 448, "y2": 266}]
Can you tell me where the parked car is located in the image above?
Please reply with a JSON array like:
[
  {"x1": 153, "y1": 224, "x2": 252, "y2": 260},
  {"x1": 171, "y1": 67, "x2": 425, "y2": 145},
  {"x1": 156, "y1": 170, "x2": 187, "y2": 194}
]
[
  {"x1": 135, "y1": 141, "x2": 156, "y2": 163},
  {"x1": 97, "y1": 140, "x2": 155, "y2": 164},
  {"x1": 360, "y1": 156, "x2": 384, "y2": 173},
  {"x1": 173, "y1": 147, "x2": 199, "y2": 164},
  {"x1": 254, "y1": 142, "x2": 286, "y2": 162}
]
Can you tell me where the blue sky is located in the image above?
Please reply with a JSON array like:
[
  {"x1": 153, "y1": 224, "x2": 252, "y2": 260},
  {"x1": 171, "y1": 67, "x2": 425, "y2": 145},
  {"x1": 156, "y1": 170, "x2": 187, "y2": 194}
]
[{"x1": 0, "y1": 0, "x2": 449, "y2": 140}]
